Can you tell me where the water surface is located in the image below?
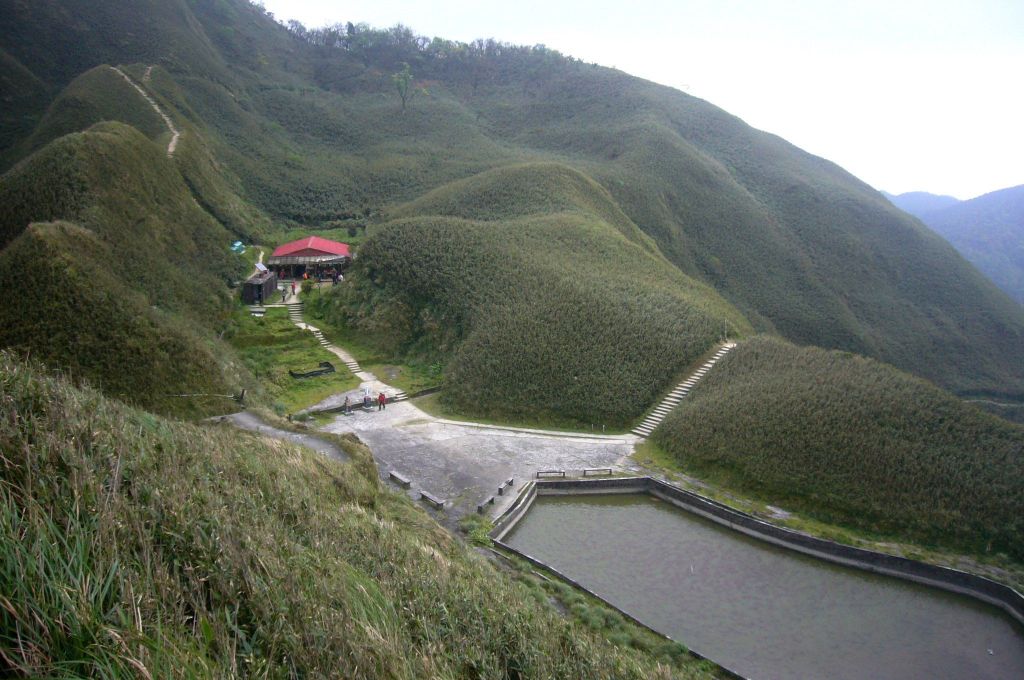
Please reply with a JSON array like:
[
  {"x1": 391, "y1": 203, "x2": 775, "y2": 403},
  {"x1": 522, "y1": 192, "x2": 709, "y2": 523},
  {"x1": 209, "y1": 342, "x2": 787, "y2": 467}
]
[{"x1": 504, "y1": 493, "x2": 1024, "y2": 680}]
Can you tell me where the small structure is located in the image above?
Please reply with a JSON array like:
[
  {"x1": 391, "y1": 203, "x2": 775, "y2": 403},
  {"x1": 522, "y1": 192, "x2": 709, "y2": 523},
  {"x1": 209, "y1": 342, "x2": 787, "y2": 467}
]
[
  {"x1": 241, "y1": 270, "x2": 277, "y2": 305},
  {"x1": 266, "y1": 236, "x2": 351, "y2": 280}
]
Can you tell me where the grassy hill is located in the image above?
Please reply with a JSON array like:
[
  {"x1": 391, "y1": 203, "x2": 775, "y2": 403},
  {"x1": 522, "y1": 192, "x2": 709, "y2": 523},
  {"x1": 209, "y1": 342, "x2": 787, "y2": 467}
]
[
  {"x1": 20, "y1": 65, "x2": 168, "y2": 156},
  {"x1": 4, "y1": 1, "x2": 1024, "y2": 404},
  {"x1": 0, "y1": 4, "x2": 1022, "y2": 402},
  {"x1": 312, "y1": 164, "x2": 749, "y2": 426},
  {"x1": 0, "y1": 121, "x2": 261, "y2": 416},
  {"x1": 908, "y1": 185, "x2": 1024, "y2": 305},
  {"x1": 0, "y1": 221, "x2": 249, "y2": 418},
  {"x1": 653, "y1": 336, "x2": 1024, "y2": 559},
  {"x1": 0, "y1": 352, "x2": 713, "y2": 678}
]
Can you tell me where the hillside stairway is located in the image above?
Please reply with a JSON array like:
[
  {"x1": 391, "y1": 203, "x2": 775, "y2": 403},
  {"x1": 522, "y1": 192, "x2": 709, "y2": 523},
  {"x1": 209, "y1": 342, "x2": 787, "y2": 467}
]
[
  {"x1": 286, "y1": 301, "x2": 407, "y2": 402},
  {"x1": 631, "y1": 342, "x2": 737, "y2": 438}
]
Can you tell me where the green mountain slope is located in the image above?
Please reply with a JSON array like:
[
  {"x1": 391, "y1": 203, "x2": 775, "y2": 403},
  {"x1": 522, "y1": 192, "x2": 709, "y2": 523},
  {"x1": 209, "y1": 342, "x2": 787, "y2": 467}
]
[
  {"x1": 0, "y1": 222, "x2": 244, "y2": 417},
  {"x1": 0, "y1": 121, "x2": 259, "y2": 415},
  {"x1": 654, "y1": 336, "x2": 1024, "y2": 559},
  {"x1": 883, "y1": 190, "x2": 961, "y2": 218},
  {"x1": 315, "y1": 177, "x2": 749, "y2": 425},
  {"x1": 0, "y1": 352, "x2": 709, "y2": 678},
  {"x1": 3, "y1": 0, "x2": 1024, "y2": 405},
  {"x1": 910, "y1": 185, "x2": 1024, "y2": 305}
]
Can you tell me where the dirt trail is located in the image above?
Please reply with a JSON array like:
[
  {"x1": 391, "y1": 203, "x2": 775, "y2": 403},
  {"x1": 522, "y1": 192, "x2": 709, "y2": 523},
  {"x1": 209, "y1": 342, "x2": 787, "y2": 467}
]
[{"x1": 109, "y1": 65, "x2": 180, "y2": 156}]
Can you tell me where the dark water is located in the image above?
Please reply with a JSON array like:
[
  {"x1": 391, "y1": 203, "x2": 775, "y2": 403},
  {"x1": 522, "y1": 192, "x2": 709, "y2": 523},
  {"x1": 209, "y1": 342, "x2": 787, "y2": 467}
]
[{"x1": 503, "y1": 494, "x2": 1024, "y2": 680}]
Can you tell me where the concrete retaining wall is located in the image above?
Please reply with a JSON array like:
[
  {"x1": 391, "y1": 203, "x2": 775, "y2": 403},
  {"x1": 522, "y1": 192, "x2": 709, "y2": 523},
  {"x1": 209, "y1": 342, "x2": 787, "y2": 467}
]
[
  {"x1": 492, "y1": 476, "x2": 1024, "y2": 627},
  {"x1": 491, "y1": 482, "x2": 537, "y2": 541}
]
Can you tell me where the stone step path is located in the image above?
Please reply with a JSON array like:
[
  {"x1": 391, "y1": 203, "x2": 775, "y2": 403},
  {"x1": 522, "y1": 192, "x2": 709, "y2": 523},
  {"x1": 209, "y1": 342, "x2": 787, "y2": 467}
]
[
  {"x1": 631, "y1": 342, "x2": 737, "y2": 438},
  {"x1": 286, "y1": 300, "x2": 407, "y2": 402}
]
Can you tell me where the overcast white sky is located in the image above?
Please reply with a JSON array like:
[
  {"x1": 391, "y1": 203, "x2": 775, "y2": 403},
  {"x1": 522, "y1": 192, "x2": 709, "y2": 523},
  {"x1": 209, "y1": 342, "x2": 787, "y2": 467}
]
[{"x1": 258, "y1": 0, "x2": 1024, "y2": 200}]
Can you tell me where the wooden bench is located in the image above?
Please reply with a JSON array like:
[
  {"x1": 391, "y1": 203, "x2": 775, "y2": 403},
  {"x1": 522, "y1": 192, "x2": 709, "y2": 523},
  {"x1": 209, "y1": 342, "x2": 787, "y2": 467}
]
[
  {"x1": 583, "y1": 468, "x2": 613, "y2": 476},
  {"x1": 497, "y1": 477, "x2": 514, "y2": 495},
  {"x1": 536, "y1": 470, "x2": 566, "y2": 478},
  {"x1": 388, "y1": 470, "x2": 411, "y2": 488}
]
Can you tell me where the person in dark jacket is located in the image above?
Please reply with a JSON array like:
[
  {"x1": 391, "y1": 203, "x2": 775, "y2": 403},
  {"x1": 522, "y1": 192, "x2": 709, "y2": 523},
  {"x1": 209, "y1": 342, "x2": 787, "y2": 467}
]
[{"x1": 378, "y1": 392, "x2": 387, "y2": 411}]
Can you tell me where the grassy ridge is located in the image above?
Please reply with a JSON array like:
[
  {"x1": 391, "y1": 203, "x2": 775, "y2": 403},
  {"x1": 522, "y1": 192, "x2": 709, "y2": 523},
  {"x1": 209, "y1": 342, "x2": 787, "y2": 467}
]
[
  {"x1": 0, "y1": 122, "x2": 239, "y2": 321},
  {"x1": 654, "y1": 336, "x2": 1024, "y2": 559},
  {"x1": 0, "y1": 352, "x2": 709, "y2": 678},
  {"x1": 22, "y1": 65, "x2": 167, "y2": 155},
  {"x1": 314, "y1": 198, "x2": 748, "y2": 425},
  {"x1": 0, "y1": 122, "x2": 261, "y2": 416},
  {"x1": 0, "y1": 222, "x2": 249, "y2": 418}
]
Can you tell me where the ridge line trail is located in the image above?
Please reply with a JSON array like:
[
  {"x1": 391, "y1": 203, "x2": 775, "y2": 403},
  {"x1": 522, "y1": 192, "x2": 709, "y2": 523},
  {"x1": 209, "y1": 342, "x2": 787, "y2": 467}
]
[{"x1": 109, "y1": 65, "x2": 180, "y2": 156}]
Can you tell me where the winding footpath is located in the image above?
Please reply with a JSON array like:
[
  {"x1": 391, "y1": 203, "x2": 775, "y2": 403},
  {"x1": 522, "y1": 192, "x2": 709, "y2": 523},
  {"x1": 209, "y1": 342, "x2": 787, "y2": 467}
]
[{"x1": 109, "y1": 65, "x2": 180, "y2": 156}]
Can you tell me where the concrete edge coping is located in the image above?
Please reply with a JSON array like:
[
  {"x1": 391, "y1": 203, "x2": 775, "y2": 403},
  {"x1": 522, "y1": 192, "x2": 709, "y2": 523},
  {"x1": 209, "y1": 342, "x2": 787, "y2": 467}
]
[
  {"x1": 490, "y1": 476, "x2": 1024, "y2": 629},
  {"x1": 489, "y1": 536, "x2": 747, "y2": 679},
  {"x1": 433, "y1": 418, "x2": 637, "y2": 442}
]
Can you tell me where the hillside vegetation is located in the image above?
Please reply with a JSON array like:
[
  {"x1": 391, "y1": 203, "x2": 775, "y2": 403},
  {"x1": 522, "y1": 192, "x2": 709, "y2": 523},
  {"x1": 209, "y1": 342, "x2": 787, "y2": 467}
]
[
  {"x1": 3, "y1": 0, "x2": 1024, "y2": 403},
  {"x1": 0, "y1": 121, "x2": 260, "y2": 416},
  {"x1": 654, "y1": 336, "x2": 1024, "y2": 559},
  {"x1": 906, "y1": 185, "x2": 1024, "y2": 305},
  {"x1": 313, "y1": 167, "x2": 749, "y2": 426},
  {"x1": 0, "y1": 353, "x2": 711, "y2": 678},
  {"x1": 0, "y1": 222, "x2": 250, "y2": 418}
]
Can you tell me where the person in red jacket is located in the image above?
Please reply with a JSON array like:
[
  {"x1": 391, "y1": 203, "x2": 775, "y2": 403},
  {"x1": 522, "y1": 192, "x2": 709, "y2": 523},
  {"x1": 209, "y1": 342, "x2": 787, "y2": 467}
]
[{"x1": 378, "y1": 391, "x2": 387, "y2": 411}]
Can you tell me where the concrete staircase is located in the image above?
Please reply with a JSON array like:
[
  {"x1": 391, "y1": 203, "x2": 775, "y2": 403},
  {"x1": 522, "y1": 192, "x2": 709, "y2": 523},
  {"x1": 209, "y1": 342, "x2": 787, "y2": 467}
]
[
  {"x1": 631, "y1": 342, "x2": 737, "y2": 438},
  {"x1": 287, "y1": 299, "x2": 408, "y2": 403}
]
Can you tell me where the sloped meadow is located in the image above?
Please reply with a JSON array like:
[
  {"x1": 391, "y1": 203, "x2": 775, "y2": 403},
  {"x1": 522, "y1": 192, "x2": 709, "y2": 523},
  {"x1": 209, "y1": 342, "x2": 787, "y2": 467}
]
[
  {"x1": 314, "y1": 208, "x2": 744, "y2": 425},
  {"x1": 654, "y1": 336, "x2": 1024, "y2": 559}
]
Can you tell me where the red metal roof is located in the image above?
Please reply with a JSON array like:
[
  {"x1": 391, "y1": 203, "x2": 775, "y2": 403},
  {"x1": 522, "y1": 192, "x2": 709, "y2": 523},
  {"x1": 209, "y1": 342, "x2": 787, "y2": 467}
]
[{"x1": 271, "y1": 236, "x2": 350, "y2": 258}]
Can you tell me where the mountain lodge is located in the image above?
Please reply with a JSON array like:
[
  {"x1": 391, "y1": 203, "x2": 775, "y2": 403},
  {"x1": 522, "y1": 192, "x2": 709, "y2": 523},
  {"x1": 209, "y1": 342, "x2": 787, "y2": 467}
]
[{"x1": 267, "y1": 236, "x2": 351, "y2": 279}]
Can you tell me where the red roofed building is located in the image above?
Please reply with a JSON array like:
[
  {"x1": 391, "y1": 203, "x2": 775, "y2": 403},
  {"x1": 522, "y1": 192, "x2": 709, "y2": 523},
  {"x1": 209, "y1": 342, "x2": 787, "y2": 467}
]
[{"x1": 267, "y1": 236, "x2": 351, "y2": 279}]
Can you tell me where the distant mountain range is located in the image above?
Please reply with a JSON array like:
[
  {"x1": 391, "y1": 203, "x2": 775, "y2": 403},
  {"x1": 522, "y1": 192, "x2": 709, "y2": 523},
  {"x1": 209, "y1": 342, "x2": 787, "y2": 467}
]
[{"x1": 886, "y1": 187, "x2": 1024, "y2": 305}]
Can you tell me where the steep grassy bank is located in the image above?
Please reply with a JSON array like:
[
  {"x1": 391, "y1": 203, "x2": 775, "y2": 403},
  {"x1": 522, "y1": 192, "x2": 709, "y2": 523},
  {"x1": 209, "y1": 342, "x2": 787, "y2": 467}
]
[
  {"x1": 0, "y1": 222, "x2": 250, "y2": 418},
  {"x1": 0, "y1": 121, "x2": 260, "y2": 416},
  {"x1": 653, "y1": 336, "x2": 1024, "y2": 560},
  {"x1": 312, "y1": 189, "x2": 749, "y2": 426},
  {"x1": 0, "y1": 352, "x2": 712, "y2": 678}
]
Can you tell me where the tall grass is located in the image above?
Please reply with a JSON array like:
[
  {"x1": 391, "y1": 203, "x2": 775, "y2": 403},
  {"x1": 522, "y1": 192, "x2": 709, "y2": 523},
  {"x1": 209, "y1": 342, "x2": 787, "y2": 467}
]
[
  {"x1": 0, "y1": 352, "x2": 712, "y2": 678},
  {"x1": 654, "y1": 336, "x2": 1024, "y2": 559},
  {"x1": 312, "y1": 202, "x2": 747, "y2": 426}
]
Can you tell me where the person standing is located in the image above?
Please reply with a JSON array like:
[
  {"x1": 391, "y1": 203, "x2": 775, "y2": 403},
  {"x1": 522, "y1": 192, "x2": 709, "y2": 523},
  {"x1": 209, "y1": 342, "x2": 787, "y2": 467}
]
[
  {"x1": 343, "y1": 395, "x2": 350, "y2": 414},
  {"x1": 378, "y1": 391, "x2": 387, "y2": 411}
]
